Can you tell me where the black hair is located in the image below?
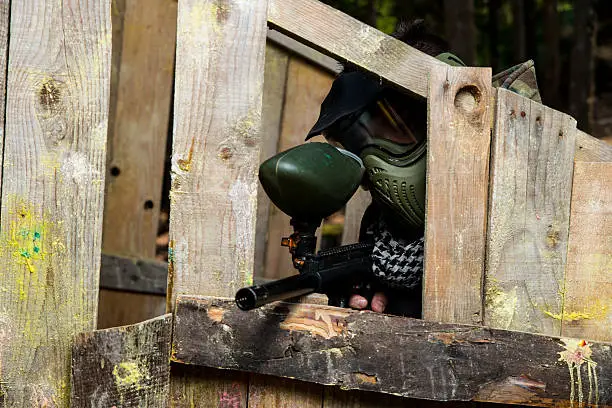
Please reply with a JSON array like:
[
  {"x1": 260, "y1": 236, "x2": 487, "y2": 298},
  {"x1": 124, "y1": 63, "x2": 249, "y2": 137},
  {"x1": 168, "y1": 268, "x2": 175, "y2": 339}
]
[{"x1": 391, "y1": 19, "x2": 450, "y2": 57}]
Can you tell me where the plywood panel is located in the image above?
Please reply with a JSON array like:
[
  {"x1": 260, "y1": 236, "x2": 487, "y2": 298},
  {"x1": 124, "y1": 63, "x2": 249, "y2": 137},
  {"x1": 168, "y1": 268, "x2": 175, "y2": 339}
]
[
  {"x1": 423, "y1": 65, "x2": 493, "y2": 325},
  {"x1": 484, "y1": 88, "x2": 577, "y2": 335},
  {"x1": 0, "y1": 0, "x2": 111, "y2": 405},
  {"x1": 562, "y1": 161, "x2": 612, "y2": 341}
]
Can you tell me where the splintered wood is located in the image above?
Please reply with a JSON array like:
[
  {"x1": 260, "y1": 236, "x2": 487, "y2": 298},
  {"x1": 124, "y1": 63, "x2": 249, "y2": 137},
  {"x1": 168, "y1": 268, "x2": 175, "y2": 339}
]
[
  {"x1": 484, "y1": 88, "x2": 577, "y2": 335},
  {"x1": 423, "y1": 65, "x2": 493, "y2": 325},
  {"x1": 0, "y1": 1, "x2": 111, "y2": 406},
  {"x1": 71, "y1": 314, "x2": 172, "y2": 407},
  {"x1": 171, "y1": 296, "x2": 612, "y2": 406}
]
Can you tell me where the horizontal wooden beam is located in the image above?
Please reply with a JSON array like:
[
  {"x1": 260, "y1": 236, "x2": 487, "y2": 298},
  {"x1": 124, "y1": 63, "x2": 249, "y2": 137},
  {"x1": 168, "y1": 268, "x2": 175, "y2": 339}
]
[
  {"x1": 267, "y1": 0, "x2": 446, "y2": 98},
  {"x1": 267, "y1": 29, "x2": 341, "y2": 74},
  {"x1": 575, "y1": 129, "x2": 612, "y2": 161},
  {"x1": 171, "y1": 295, "x2": 612, "y2": 407},
  {"x1": 100, "y1": 253, "x2": 168, "y2": 295}
]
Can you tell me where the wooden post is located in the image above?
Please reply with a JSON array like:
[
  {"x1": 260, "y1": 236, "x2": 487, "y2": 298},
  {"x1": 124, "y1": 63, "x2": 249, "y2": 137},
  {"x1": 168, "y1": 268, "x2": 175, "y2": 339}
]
[
  {"x1": 484, "y1": 88, "x2": 577, "y2": 335},
  {"x1": 0, "y1": 0, "x2": 111, "y2": 406},
  {"x1": 98, "y1": 0, "x2": 177, "y2": 329},
  {"x1": 166, "y1": 0, "x2": 268, "y2": 405},
  {"x1": 423, "y1": 65, "x2": 493, "y2": 325}
]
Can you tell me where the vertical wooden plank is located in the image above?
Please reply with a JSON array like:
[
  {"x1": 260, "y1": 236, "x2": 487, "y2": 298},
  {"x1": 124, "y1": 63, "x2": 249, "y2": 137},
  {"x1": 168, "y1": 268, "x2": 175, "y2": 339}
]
[
  {"x1": 562, "y1": 161, "x2": 612, "y2": 341},
  {"x1": 102, "y1": 0, "x2": 177, "y2": 258},
  {"x1": 71, "y1": 314, "x2": 172, "y2": 407},
  {"x1": 167, "y1": 0, "x2": 267, "y2": 406},
  {"x1": 98, "y1": 0, "x2": 177, "y2": 330},
  {"x1": 253, "y1": 43, "x2": 289, "y2": 279},
  {"x1": 341, "y1": 188, "x2": 371, "y2": 245},
  {"x1": 422, "y1": 65, "x2": 493, "y2": 325},
  {"x1": 484, "y1": 88, "x2": 577, "y2": 335},
  {"x1": 248, "y1": 375, "x2": 322, "y2": 408},
  {"x1": 0, "y1": 0, "x2": 111, "y2": 406},
  {"x1": 263, "y1": 56, "x2": 333, "y2": 279}
]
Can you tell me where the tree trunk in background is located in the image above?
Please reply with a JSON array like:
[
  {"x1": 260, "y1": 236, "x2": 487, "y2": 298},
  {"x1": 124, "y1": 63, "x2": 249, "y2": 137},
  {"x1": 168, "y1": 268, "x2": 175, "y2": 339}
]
[
  {"x1": 542, "y1": 0, "x2": 561, "y2": 107},
  {"x1": 488, "y1": 0, "x2": 500, "y2": 73},
  {"x1": 444, "y1": 0, "x2": 477, "y2": 66},
  {"x1": 512, "y1": 0, "x2": 527, "y2": 63},
  {"x1": 569, "y1": 0, "x2": 597, "y2": 133},
  {"x1": 524, "y1": 0, "x2": 537, "y2": 61}
]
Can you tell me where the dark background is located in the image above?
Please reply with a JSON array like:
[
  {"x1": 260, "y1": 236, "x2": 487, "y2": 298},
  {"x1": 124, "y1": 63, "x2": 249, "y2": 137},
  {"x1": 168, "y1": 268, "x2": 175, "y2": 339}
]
[{"x1": 319, "y1": 0, "x2": 611, "y2": 141}]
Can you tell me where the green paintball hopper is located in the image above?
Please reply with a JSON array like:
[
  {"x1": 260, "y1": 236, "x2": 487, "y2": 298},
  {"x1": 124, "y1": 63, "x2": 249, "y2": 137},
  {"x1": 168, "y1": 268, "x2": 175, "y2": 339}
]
[{"x1": 259, "y1": 142, "x2": 364, "y2": 222}]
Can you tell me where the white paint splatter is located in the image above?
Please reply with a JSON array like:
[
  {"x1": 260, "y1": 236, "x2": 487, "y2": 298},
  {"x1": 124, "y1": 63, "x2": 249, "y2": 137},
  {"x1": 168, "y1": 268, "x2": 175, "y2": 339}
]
[{"x1": 60, "y1": 151, "x2": 98, "y2": 185}]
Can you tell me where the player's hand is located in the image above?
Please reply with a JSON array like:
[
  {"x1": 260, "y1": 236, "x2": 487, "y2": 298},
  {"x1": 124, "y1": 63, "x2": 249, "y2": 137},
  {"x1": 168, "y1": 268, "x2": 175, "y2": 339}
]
[{"x1": 348, "y1": 291, "x2": 388, "y2": 313}]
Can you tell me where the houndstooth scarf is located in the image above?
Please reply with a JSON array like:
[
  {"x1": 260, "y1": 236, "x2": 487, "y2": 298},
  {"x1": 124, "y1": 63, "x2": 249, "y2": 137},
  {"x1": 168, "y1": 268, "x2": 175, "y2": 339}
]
[{"x1": 366, "y1": 216, "x2": 424, "y2": 290}]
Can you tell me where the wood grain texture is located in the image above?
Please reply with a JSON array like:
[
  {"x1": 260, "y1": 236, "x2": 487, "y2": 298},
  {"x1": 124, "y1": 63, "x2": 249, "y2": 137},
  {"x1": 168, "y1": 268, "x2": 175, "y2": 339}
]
[
  {"x1": 562, "y1": 161, "x2": 612, "y2": 342},
  {"x1": 263, "y1": 56, "x2": 334, "y2": 279},
  {"x1": 167, "y1": 0, "x2": 268, "y2": 406},
  {"x1": 248, "y1": 375, "x2": 323, "y2": 408},
  {"x1": 99, "y1": 252, "x2": 168, "y2": 294},
  {"x1": 254, "y1": 43, "x2": 289, "y2": 279},
  {"x1": 423, "y1": 65, "x2": 493, "y2": 325},
  {"x1": 0, "y1": 1, "x2": 111, "y2": 406},
  {"x1": 341, "y1": 188, "x2": 371, "y2": 245},
  {"x1": 267, "y1": 29, "x2": 341, "y2": 75},
  {"x1": 71, "y1": 314, "x2": 172, "y2": 407},
  {"x1": 575, "y1": 129, "x2": 612, "y2": 162},
  {"x1": 167, "y1": 0, "x2": 268, "y2": 306},
  {"x1": 267, "y1": 0, "x2": 447, "y2": 98},
  {"x1": 102, "y1": 0, "x2": 177, "y2": 259},
  {"x1": 172, "y1": 296, "x2": 612, "y2": 407},
  {"x1": 169, "y1": 366, "x2": 249, "y2": 408},
  {"x1": 484, "y1": 88, "x2": 577, "y2": 336}
]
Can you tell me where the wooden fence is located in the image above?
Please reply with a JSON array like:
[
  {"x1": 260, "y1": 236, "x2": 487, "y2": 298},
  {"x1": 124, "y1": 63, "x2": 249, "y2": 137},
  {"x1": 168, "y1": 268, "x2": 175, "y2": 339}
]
[{"x1": 0, "y1": 0, "x2": 610, "y2": 407}]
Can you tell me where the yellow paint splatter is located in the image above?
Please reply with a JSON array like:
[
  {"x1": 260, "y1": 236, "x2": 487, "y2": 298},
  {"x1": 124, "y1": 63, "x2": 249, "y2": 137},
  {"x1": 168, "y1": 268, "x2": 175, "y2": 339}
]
[
  {"x1": 112, "y1": 361, "x2": 148, "y2": 391},
  {"x1": 543, "y1": 300, "x2": 609, "y2": 322},
  {"x1": 484, "y1": 279, "x2": 517, "y2": 329},
  {"x1": 558, "y1": 339, "x2": 599, "y2": 407}
]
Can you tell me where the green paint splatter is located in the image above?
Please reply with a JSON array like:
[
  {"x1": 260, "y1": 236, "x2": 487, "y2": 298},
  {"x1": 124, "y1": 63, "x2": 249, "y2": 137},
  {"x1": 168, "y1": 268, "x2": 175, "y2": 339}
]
[
  {"x1": 33, "y1": 231, "x2": 41, "y2": 240},
  {"x1": 33, "y1": 246, "x2": 40, "y2": 253},
  {"x1": 20, "y1": 249, "x2": 31, "y2": 258}
]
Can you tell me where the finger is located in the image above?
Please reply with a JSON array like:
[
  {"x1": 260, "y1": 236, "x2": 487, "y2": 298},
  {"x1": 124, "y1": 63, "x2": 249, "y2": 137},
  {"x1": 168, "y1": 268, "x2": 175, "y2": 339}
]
[
  {"x1": 370, "y1": 292, "x2": 388, "y2": 313},
  {"x1": 348, "y1": 294, "x2": 368, "y2": 310}
]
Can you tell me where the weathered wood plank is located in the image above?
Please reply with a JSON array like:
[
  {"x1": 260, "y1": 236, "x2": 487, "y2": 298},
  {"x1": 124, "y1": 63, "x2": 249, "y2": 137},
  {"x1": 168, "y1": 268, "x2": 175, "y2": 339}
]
[
  {"x1": 248, "y1": 374, "x2": 323, "y2": 408},
  {"x1": 167, "y1": 0, "x2": 268, "y2": 406},
  {"x1": 484, "y1": 88, "x2": 577, "y2": 335},
  {"x1": 172, "y1": 296, "x2": 612, "y2": 407},
  {"x1": 267, "y1": 0, "x2": 447, "y2": 98},
  {"x1": 70, "y1": 314, "x2": 172, "y2": 407},
  {"x1": 575, "y1": 129, "x2": 612, "y2": 162},
  {"x1": 341, "y1": 188, "x2": 371, "y2": 245},
  {"x1": 99, "y1": 252, "x2": 168, "y2": 294},
  {"x1": 562, "y1": 161, "x2": 612, "y2": 342},
  {"x1": 102, "y1": 0, "x2": 176, "y2": 260},
  {"x1": 0, "y1": 1, "x2": 111, "y2": 406},
  {"x1": 262, "y1": 55, "x2": 334, "y2": 280},
  {"x1": 423, "y1": 65, "x2": 493, "y2": 325},
  {"x1": 267, "y1": 29, "x2": 341, "y2": 75},
  {"x1": 254, "y1": 43, "x2": 289, "y2": 279}
]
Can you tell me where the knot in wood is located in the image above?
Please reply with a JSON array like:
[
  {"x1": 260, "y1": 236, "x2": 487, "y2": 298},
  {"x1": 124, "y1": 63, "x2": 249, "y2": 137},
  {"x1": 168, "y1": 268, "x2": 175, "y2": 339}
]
[
  {"x1": 454, "y1": 85, "x2": 480, "y2": 114},
  {"x1": 39, "y1": 79, "x2": 61, "y2": 111}
]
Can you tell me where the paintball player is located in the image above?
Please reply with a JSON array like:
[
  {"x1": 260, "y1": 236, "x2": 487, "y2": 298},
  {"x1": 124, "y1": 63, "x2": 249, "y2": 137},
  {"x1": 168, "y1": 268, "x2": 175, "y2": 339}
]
[{"x1": 304, "y1": 19, "x2": 542, "y2": 317}]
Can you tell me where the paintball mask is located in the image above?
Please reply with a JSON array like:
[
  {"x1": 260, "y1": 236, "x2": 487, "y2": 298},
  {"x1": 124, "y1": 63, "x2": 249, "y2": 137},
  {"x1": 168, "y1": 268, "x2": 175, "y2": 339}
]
[{"x1": 306, "y1": 53, "x2": 466, "y2": 230}]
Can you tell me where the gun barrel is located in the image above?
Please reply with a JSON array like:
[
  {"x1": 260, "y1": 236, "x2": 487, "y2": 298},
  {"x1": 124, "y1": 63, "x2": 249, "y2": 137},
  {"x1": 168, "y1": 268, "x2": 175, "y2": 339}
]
[{"x1": 235, "y1": 273, "x2": 322, "y2": 311}]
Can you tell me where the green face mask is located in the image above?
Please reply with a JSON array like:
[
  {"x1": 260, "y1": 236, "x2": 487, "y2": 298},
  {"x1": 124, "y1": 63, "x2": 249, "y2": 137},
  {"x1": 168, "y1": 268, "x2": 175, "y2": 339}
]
[{"x1": 320, "y1": 52, "x2": 466, "y2": 230}]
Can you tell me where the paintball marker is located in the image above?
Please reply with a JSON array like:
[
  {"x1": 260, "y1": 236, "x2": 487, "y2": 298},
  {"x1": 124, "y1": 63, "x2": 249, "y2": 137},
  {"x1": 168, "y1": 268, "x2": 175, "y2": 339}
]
[{"x1": 235, "y1": 142, "x2": 377, "y2": 311}]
